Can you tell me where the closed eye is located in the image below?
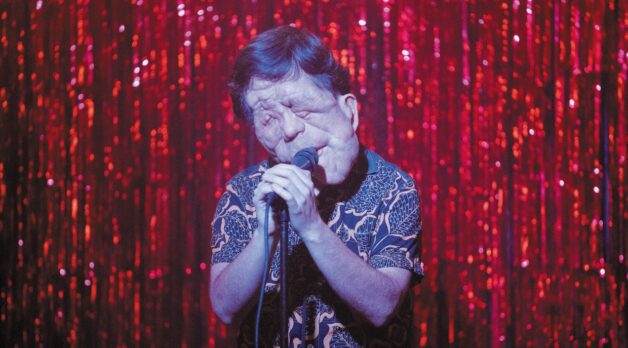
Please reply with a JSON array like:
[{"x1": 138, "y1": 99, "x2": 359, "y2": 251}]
[
  {"x1": 259, "y1": 113, "x2": 277, "y2": 126},
  {"x1": 295, "y1": 111, "x2": 310, "y2": 119}
]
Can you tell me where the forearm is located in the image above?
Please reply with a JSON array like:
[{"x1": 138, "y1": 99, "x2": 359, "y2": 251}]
[
  {"x1": 301, "y1": 222, "x2": 410, "y2": 327},
  {"x1": 210, "y1": 230, "x2": 277, "y2": 324}
]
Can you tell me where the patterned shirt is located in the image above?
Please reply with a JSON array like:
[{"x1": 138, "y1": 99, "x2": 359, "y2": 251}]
[{"x1": 211, "y1": 147, "x2": 423, "y2": 347}]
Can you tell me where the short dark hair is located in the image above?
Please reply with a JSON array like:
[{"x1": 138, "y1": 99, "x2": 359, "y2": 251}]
[{"x1": 228, "y1": 26, "x2": 351, "y2": 122}]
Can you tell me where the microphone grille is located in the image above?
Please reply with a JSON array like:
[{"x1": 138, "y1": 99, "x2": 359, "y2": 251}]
[{"x1": 292, "y1": 147, "x2": 318, "y2": 171}]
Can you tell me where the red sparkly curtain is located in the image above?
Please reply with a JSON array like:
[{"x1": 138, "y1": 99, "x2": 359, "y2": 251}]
[{"x1": 1, "y1": 0, "x2": 626, "y2": 346}]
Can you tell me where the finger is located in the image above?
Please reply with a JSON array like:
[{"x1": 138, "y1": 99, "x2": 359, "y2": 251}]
[
  {"x1": 265, "y1": 165, "x2": 314, "y2": 195},
  {"x1": 263, "y1": 170, "x2": 311, "y2": 200},
  {"x1": 266, "y1": 164, "x2": 313, "y2": 182},
  {"x1": 287, "y1": 166, "x2": 313, "y2": 190},
  {"x1": 253, "y1": 181, "x2": 277, "y2": 203},
  {"x1": 261, "y1": 173, "x2": 292, "y2": 190},
  {"x1": 270, "y1": 182, "x2": 293, "y2": 202}
]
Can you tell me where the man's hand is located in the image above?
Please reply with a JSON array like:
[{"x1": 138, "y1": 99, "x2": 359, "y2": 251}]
[
  {"x1": 256, "y1": 164, "x2": 324, "y2": 239},
  {"x1": 252, "y1": 171, "x2": 280, "y2": 236}
]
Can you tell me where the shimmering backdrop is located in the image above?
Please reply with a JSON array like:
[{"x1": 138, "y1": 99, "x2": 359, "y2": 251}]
[{"x1": 1, "y1": 0, "x2": 626, "y2": 346}]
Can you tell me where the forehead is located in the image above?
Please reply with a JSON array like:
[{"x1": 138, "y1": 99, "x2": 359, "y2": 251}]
[{"x1": 244, "y1": 74, "x2": 333, "y2": 109}]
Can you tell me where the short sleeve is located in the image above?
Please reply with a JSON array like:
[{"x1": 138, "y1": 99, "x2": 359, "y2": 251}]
[
  {"x1": 210, "y1": 186, "x2": 254, "y2": 265},
  {"x1": 368, "y1": 188, "x2": 424, "y2": 283}
]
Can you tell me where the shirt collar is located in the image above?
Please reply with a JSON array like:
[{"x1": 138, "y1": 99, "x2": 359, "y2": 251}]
[{"x1": 363, "y1": 147, "x2": 379, "y2": 175}]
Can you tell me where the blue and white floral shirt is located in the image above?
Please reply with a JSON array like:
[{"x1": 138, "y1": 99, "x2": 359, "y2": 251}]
[{"x1": 211, "y1": 147, "x2": 423, "y2": 347}]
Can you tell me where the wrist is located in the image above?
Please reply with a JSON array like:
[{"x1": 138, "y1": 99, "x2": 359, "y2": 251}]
[
  {"x1": 300, "y1": 219, "x2": 328, "y2": 245},
  {"x1": 253, "y1": 227, "x2": 277, "y2": 245}
]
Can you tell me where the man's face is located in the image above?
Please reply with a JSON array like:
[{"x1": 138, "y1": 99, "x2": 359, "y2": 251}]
[{"x1": 244, "y1": 73, "x2": 359, "y2": 186}]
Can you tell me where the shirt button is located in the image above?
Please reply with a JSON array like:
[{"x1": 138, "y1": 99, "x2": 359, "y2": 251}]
[{"x1": 307, "y1": 344, "x2": 314, "y2": 348}]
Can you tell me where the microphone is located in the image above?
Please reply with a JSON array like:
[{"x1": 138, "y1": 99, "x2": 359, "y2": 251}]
[{"x1": 268, "y1": 147, "x2": 319, "y2": 206}]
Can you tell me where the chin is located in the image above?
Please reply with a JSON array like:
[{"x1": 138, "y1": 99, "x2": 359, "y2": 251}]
[
  {"x1": 325, "y1": 176, "x2": 347, "y2": 186},
  {"x1": 319, "y1": 143, "x2": 359, "y2": 185},
  {"x1": 319, "y1": 163, "x2": 353, "y2": 186}
]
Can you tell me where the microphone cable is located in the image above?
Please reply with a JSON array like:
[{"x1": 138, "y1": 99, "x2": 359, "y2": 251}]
[
  {"x1": 254, "y1": 148, "x2": 317, "y2": 347},
  {"x1": 255, "y1": 203, "x2": 272, "y2": 348}
]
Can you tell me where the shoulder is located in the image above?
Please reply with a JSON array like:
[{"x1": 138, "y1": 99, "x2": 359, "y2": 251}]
[
  {"x1": 213, "y1": 161, "x2": 267, "y2": 216},
  {"x1": 364, "y1": 149, "x2": 416, "y2": 191},
  {"x1": 212, "y1": 161, "x2": 268, "y2": 230},
  {"x1": 342, "y1": 148, "x2": 417, "y2": 212},
  {"x1": 223, "y1": 161, "x2": 268, "y2": 198}
]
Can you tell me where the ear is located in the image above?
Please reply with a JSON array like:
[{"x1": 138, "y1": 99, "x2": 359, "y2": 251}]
[{"x1": 338, "y1": 93, "x2": 359, "y2": 131}]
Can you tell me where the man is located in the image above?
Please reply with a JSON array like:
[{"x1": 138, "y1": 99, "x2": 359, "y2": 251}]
[{"x1": 210, "y1": 26, "x2": 423, "y2": 347}]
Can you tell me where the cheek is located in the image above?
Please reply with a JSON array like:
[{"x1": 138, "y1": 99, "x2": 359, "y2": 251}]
[
  {"x1": 320, "y1": 123, "x2": 355, "y2": 149},
  {"x1": 255, "y1": 124, "x2": 282, "y2": 151},
  {"x1": 319, "y1": 135, "x2": 359, "y2": 185},
  {"x1": 318, "y1": 113, "x2": 354, "y2": 138}
]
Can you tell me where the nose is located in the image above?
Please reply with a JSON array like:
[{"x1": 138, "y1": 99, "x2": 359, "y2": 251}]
[{"x1": 280, "y1": 113, "x2": 305, "y2": 142}]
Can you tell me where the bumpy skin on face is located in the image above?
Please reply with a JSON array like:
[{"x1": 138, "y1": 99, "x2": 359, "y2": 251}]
[{"x1": 245, "y1": 74, "x2": 360, "y2": 186}]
